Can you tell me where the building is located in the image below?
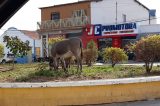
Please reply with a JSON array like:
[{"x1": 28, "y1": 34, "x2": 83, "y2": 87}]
[
  {"x1": 0, "y1": 27, "x2": 42, "y2": 63},
  {"x1": 37, "y1": 0, "x2": 90, "y2": 57},
  {"x1": 37, "y1": 0, "x2": 157, "y2": 57}
]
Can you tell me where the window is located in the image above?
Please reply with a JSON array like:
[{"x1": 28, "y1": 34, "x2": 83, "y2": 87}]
[
  {"x1": 51, "y1": 12, "x2": 60, "y2": 20},
  {"x1": 122, "y1": 14, "x2": 126, "y2": 22},
  {"x1": 72, "y1": 9, "x2": 86, "y2": 17},
  {"x1": 98, "y1": 38, "x2": 112, "y2": 50}
]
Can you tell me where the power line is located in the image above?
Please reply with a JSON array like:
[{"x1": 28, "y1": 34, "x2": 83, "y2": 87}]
[{"x1": 124, "y1": 16, "x2": 160, "y2": 24}]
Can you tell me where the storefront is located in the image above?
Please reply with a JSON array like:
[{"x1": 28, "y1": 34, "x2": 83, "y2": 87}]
[{"x1": 81, "y1": 22, "x2": 138, "y2": 49}]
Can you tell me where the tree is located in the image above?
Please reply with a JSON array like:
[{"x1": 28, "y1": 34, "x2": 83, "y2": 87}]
[
  {"x1": 48, "y1": 37, "x2": 64, "y2": 57},
  {"x1": 83, "y1": 40, "x2": 98, "y2": 66},
  {"x1": 0, "y1": 43, "x2": 4, "y2": 58},
  {"x1": 3, "y1": 36, "x2": 31, "y2": 68},
  {"x1": 103, "y1": 47, "x2": 128, "y2": 67},
  {"x1": 135, "y1": 35, "x2": 160, "y2": 73}
]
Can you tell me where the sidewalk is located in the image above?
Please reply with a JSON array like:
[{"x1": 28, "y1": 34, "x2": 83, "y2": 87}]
[{"x1": 94, "y1": 61, "x2": 160, "y2": 67}]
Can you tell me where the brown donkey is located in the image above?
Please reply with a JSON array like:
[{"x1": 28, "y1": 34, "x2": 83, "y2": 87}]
[{"x1": 49, "y1": 37, "x2": 83, "y2": 73}]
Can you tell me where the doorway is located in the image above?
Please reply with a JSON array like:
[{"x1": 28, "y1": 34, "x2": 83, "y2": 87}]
[{"x1": 98, "y1": 38, "x2": 112, "y2": 50}]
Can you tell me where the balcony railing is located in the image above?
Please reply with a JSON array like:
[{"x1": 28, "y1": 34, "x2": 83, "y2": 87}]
[{"x1": 37, "y1": 16, "x2": 90, "y2": 31}]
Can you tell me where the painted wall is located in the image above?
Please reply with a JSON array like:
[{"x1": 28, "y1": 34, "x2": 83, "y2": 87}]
[
  {"x1": 0, "y1": 76, "x2": 160, "y2": 106},
  {"x1": 41, "y1": 1, "x2": 90, "y2": 21},
  {"x1": 91, "y1": 0, "x2": 156, "y2": 25},
  {"x1": 139, "y1": 24, "x2": 160, "y2": 34},
  {"x1": 0, "y1": 27, "x2": 42, "y2": 63}
]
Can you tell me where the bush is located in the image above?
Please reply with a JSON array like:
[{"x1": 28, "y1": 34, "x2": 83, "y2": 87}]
[
  {"x1": 48, "y1": 37, "x2": 64, "y2": 45},
  {"x1": 103, "y1": 47, "x2": 128, "y2": 67},
  {"x1": 83, "y1": 49, "x2": 98, "y2": 66},
  {"x1": 87, "y1": 39, "x2": 97, "y2": 49},
  {"x1": 135, "y1": 35, "x2": 160, "y2": 73},
  {"x1": 83, "y1": 40, "x2": 98, "y2": 66},
  {"x1": 0, "y1": 43, "x2": 4, "y2": 58}
]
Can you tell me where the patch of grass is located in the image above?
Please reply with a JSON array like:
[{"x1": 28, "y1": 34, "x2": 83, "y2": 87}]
[
  {"x1": 0, "y1": 63, "x2": 39, "y2": 82},
  {"x1": 0, "y1": 63, "x2": 160, "y2": 82}
]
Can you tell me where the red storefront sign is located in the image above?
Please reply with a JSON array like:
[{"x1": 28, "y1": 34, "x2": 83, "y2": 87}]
[{"x1": 81, "y1": 23, "x2": 138, "y2": 48}]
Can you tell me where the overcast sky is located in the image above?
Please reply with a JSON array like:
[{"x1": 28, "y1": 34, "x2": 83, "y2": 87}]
[{"x1": 0, "y1": 0, "x2": 159, "y2": 34}]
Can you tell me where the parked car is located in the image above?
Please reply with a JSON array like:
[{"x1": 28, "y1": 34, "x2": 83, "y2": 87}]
[{"x1": 0, "y1": 53, "x2": 16, "y2": 63}]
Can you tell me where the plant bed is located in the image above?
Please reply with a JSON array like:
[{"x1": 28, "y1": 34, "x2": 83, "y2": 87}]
[{"x1": 0, "y1": 63, "x2": 160, "y2": 82}]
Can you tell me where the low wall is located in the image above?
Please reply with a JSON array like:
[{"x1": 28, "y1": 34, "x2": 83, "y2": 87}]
[{"x1": 0, "y1": 76, "x2": 160, "y2": 106}]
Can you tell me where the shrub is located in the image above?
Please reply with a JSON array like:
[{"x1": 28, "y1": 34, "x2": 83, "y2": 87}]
[
  {"x1": 83, "y1": 49, "x2": 98, "y2": 66},
  {"x1": 87, "y1": 39, "x2": 97, "y2": 49},
  {"x1": 0, "y1": 43, "x2": 4, "y2": 58},
  {"x1": 135, "y1": 35, "x2": 160, "y2": 73},
  {"x1": 48, "y1": 37, "x2": 64, "y2": 45},
  {"x1": 83, "y1": 40, "x2": 98, "y2": 66},
  {"x1": 103, "y1": 47, "x2": 128, "y2": 67}
]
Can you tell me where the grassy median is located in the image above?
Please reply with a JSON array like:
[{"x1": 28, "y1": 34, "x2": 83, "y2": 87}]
[{"x1": 0, "y1": 63, "x2": 159, "y2": 82}]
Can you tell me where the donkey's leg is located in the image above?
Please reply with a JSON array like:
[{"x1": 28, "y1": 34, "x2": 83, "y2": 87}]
[
  {"x1": 72, "y1": 53, "x2": 81, "y2": 74},
  {"x1": 77, "y1": 57, "x2": 82, "y2": 73},
  {"x1": 79, "y1": 57, "x2": 82, "y2": 72},
  {"x1": 75, "y1": 56, "x2": 82, "y2": 74},
  {"x1": 60, "y1": 58, "x2": 67, "y2": 73},
  {"x1": 49, "y1": 58, "x2": 53, "y2": 70},
  {"x1": 53, "y1": 58, "x2": 59, "y2": 71}
]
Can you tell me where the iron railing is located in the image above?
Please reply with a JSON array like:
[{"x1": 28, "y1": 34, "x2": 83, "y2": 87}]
[{"x1": 37, "y1": 16, "x2": 90, "y2": 31}]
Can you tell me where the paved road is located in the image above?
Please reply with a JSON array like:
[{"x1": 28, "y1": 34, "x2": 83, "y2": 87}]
[{"x1": 86, "y1": 99, "x2": 160, "y2": 106}]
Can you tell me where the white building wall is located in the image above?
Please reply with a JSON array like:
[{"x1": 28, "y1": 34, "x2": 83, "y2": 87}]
[
  {"x1": 0, "y1": 27, "x2": 42, "y2": 58},
  {"x1": 91, "y1": 0, "x2": 156, "y2": 25},
  {"x1": 150, "y1": 16, "x2": 157, "y2": 24},
  {"x1": 139, "y1": 24, "x2": 160, "y2": 34}
]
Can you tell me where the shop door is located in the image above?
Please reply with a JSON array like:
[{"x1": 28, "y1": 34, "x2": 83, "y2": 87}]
[
  {"x1": 98, "y1": 38, "x2": 112, "y2": 50},
  {"x1": 36, "y1": 47, "x2": 40, "y2": 58}
]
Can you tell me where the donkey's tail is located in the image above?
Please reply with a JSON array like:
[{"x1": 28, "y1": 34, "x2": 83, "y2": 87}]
[{"x1": 80, "y1": 41, "x2": 83, "y2": 59}]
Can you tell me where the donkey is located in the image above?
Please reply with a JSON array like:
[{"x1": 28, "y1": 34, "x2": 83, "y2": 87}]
[{"x1": 49, "y1": 37, "x2": 83, "y2": 73}]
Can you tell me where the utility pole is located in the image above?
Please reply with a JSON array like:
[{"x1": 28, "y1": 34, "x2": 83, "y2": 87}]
[
  {"x1": 116, "y1": 1, "x2": 118, "y2": 24},
  {"x1": 149, "y1": 11, "x2": 151, "y2": 24}
]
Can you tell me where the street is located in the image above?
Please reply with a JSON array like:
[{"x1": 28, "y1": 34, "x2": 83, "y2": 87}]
[{"x1": 87, "y1": 99, "x2": 160, "y2": 106}]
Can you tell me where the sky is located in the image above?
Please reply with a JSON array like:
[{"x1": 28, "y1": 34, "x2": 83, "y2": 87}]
[{"x1": 0, "y1": 0, "x2": 160, "y2": 34}]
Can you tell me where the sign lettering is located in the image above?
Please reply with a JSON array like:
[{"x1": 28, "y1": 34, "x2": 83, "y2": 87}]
[{"x1": 91, "y1": 23, "x2": 138, "y2": 36}]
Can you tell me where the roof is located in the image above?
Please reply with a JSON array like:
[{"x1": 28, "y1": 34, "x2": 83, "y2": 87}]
[
  {"x1": 40, "y1": 0, "x2": 91, "y2": 9},
  {"x1": 134, "y1": 0, "x2": 149, "y2": 11},
  {"x1": 40, "y1": 0, "x2": 149, "y2": 11},
  {"x1": 21, "y1": 30, "x2": 40, "y2": 40},
  {"x1": 0, "y1": 0, "x2": 29, "y2": 28},
  {"x1": 4, "y1": 27, "x2": 40, "y2": 40}
]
